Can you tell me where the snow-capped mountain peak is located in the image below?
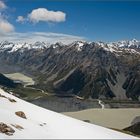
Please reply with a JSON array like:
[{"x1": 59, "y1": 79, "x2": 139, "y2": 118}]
[
  {"x1": 109, "y1": 39, "x2": 140, "y2": 48},
  {"x1": 0, "y1": 41, "x2": 50, "y2": 53},
  {"x1": 0, "y1": 39, "x2": 140, "y2": 54},
  {"x1": 32, "y1": 41, "x2": 48, "y2": 49},
  {"x1": 69, "y1": 41, "x2": 87, "y2": 51}
]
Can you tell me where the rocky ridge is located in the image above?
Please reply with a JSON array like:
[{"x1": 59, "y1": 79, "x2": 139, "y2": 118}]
[{"x1": 0, "y1": 39, "x2": 140, "y2": 100}]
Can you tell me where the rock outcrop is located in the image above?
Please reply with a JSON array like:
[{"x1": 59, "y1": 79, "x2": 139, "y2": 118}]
[
  {"x1": 0, "y1": 123, "x2": 15, "y2": 136},
  {"x1": 123, "y1": 122, "x2": 140, "y2": 135},
  {"x1": 15, "y1": 111, "x2": 27, "y2": 119}
]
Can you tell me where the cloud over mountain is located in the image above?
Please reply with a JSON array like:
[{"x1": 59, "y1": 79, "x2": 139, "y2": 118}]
[{"x1": 0, "y1": 32, "x2": 85, "y2": 44}]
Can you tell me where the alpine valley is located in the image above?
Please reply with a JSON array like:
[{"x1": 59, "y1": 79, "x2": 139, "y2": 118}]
[{"x1": 0, "y1": 39, "x2": 140, "y2": 111}]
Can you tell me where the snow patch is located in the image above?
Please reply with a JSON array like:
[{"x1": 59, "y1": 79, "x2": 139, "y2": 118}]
[
  {"x1": 76, "y1": 42, "x2": 84, "y2": 51},
  {"x1": 0, "y1": 88, "x2": 138, "y2": 139}
]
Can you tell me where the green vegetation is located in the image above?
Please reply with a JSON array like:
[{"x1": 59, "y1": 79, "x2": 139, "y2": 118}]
[{"x1": 10, "y1": 86, "x2": 48, "y2": 100}]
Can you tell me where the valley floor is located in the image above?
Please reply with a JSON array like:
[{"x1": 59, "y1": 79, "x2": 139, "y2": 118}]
[
  {"x1": 3, "y1": 73, "x2": 35, "y2": 86},
  {"x1": 63, "y1": 108, "x2": 140, "y2": 129}
]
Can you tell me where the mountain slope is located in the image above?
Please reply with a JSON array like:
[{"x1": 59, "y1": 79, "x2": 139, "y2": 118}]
[
  {"x1": 0, "y1": 88, "x2": 138, "y2": 139},
  {"x1": 0, "y1": 73, "x2": 20, "y2": 88},
  {"x1": 0, "y1": 40, "x2": 140, "y2": 100}
]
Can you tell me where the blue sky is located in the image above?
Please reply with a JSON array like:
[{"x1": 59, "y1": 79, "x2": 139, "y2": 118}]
[{"x1": 0, "y1": 0, "x2": 140, "y2": 43}]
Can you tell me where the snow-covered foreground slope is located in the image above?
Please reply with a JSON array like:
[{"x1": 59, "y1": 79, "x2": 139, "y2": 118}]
[{"x1": 0, "y1": 88, "x2": 138, "y2": 139}]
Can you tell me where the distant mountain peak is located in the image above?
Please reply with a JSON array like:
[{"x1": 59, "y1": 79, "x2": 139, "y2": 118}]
[
  {"x1": 0, "y1": 39, "x2": 140, "y2": 53},
  {"x1": 108, "y1": 39, "x2": 140, "y2": 49},
  {"x1": 131, "y1": 38, "x2": 138, "y2": 42}
]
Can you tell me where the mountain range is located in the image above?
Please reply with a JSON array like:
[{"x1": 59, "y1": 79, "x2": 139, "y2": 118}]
[{"x1": 0, "y1": 39, "x2": 140, "y2": 101}]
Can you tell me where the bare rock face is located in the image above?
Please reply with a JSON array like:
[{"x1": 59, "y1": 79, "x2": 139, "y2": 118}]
[
  {"x1": 83, "y1": 120, "x2": 91, "y2": 123},
  {"x1": 7, "y1": 97, "x2": 16, "y2": 103},
  {"x1": 15, "y1": 111, "x2": 27, "y2": 119},
  {"x1": 123, "y1": 122, "x2": 140, "y2": 135},
  {"x1": 131, "y1": 116, "x2": 140, "y2": 125},
  {"x1": 0, "y1": 94, "x2": 17, "y2": 103},
  {"x1": 0, "y1": 122, "x2": 15, "y2": 136},
  {"x1": 11, "y1": 124, "x2": 24, "y2": 131},
  {"x1": 0, "y1": 41, "x2": 140, "y2": 100}
]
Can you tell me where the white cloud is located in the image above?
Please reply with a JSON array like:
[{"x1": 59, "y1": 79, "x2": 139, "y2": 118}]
[
  {"x1": 0, "y1": 32, "x2": 85, "y2": 44},
  {"x1": 16, "y1": 16, "x2": 25, "y2": 23},
  {"x1": 0, "y1": 1, "x2": 7, "y2": 10},
  {"x1": 28, "y1": 8, "x2": 66, "y2": 23},
  {"x1": 0, "y1": 18, "x2": 14, "y2": 33},
  {"x1": 0, "y1": 1, "x2": 14, "y2": 33}
]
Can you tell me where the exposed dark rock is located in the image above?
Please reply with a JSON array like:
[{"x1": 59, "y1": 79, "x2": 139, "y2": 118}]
[
  {"x1": 123, "y1": 122, "x2": 140, "y2": 135},
  {"x1": 11, "y1": 124, "x2": 24, "y2": 131},
  {"x1": 0, "y1": 94, "x2": 17, "y2": 103},
  {"x1": 15, "y1": 111, "x2": 27, "y2": 119},
  {"x1": 83, "y1": 120, "x2": 91, "y2": 123},
  {"x1": 7, "y1": 98, "x2": 16, "y2": 103},
  {"x1": 131, "y1": 116, "x2": 140, "y2": 125},
  {"x1": 0, "y1": 122, "x2": 15, "y2": 136},
  {"x1": 39, "y1": 122, "x2": 47, "y2": 127}
]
